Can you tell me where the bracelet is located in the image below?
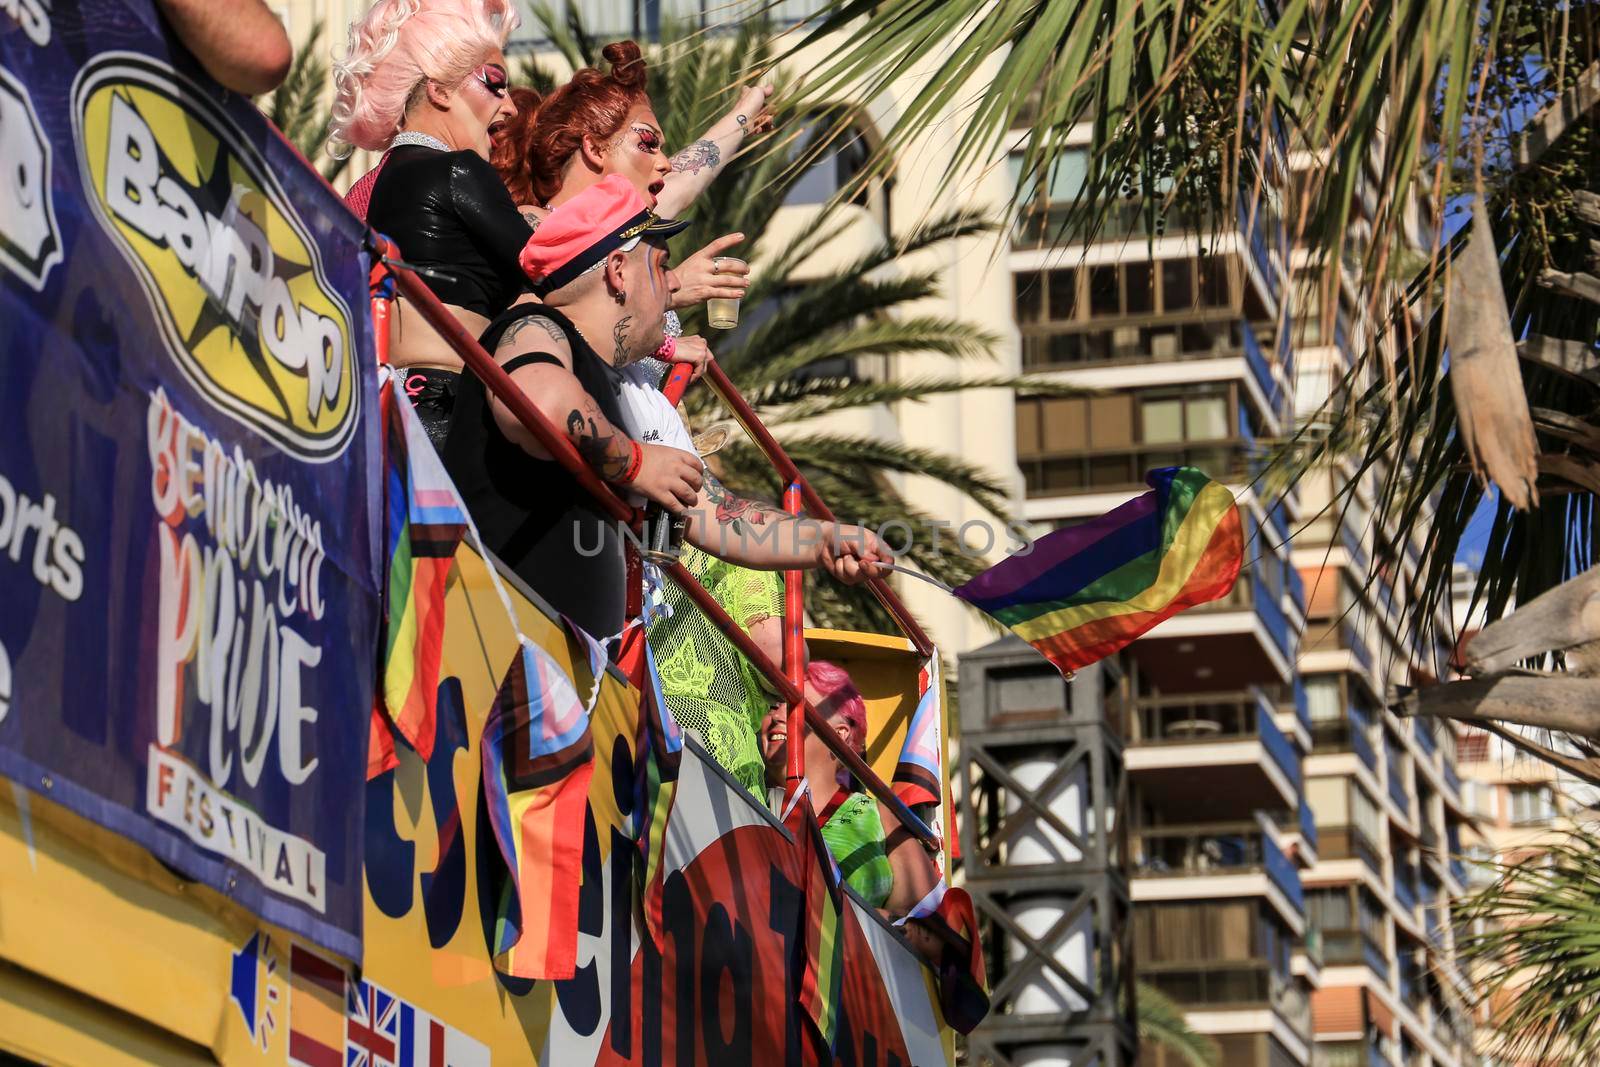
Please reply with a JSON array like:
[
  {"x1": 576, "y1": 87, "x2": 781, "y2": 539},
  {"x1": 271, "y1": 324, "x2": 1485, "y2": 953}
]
[
  {"x1": 616, "y1": 440, "x2": 644, "y2": 485},
  {"x1": 652, "y1": 335, "x2": 676, "y2": 361}
]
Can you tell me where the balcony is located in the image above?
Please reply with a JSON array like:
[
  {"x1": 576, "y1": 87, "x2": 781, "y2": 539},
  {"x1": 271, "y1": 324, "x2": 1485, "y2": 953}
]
[
  {"x1": 1142, "y1": 960, "x2": 1310, "y2": 1040},
  {"x1": 1018, "y1": 313, "x2": 1255, "y2": 372},
  {"x1": 1127, "y1": 692, "x2": 1300, "y2": 815},
  {"x1": 1442, "y1": 759, "x2": 1462, "y2": 796},
  {"x1": 1320, "y1": 931, "x2": 1389, "y2": 979},
  {"x1": 1123, "y1": 571, "x2": 1295, "y2": 689},
  {"x1": 1299, "y1": 798, "x2": 1320, "y2": 855},
  {"x1": 1413, "y1": 718, "x2": 1437, "y2": 757},
  {"x1": 1241, "y1": 318, "x2": 1281, "y2": 410},
  {"x1": 1317, "y1": 824, "x2": 1383, "y2": 877},
  {"x1": 1020, "y1": 440, "x2": 1250, "y2": 497},
  {"x1": 1385, "y1": 743, "x2": 1411, "y2": 815},
  {"x1": 1309, "y1": 705, "x2": 1379, "y2": 771},
  {"x1": 1131, "y1": 822, "x2": 1305, "y2": 918},
  {"x1": 1012, "y1": 199, "x2": 1213, "y2": 248}
]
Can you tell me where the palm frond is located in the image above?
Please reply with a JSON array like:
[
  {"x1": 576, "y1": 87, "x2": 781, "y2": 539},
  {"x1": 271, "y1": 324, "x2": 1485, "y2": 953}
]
[
  {"x1": 1457, "y1": 826, "x2": 1600, "y2": 1065},
  {"x1": 1134, "y1": 982, "x2": 1222, "y2": 1067},
  {"x1": 258, "y1": 21, "x2": 350, "y2": 182}
]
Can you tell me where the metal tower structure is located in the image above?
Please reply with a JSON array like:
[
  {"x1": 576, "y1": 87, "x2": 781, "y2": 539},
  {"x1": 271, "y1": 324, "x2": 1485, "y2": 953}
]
[{"x1": 957, "y1": 635, "x2": 1136, "y2": 1067}]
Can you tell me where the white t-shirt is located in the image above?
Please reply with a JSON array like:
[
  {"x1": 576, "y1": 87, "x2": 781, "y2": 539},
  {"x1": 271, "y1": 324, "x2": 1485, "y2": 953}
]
[{"x1": 618, "y1": 362, "x2": 697, "y2": 454}]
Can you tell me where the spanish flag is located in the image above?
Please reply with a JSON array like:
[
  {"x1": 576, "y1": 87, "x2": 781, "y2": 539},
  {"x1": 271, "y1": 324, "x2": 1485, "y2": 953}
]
[{"x1": 954, "y1": 466, "x2": 1242, "y2": 676}]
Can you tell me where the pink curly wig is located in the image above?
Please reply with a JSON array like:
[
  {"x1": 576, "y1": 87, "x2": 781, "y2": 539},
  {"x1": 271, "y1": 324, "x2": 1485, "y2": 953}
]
[
  {"x1": 808, "y1": 660, "x2": 867, "y2": 788},
  {"x1": 329, "y1": 0, "x2": 520, "y2": 155}
]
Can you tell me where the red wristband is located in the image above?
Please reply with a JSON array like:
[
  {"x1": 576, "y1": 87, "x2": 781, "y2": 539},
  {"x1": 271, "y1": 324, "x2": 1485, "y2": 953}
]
[{"x1": 616, "y1": 440, "x2": 644, "y2": 484}]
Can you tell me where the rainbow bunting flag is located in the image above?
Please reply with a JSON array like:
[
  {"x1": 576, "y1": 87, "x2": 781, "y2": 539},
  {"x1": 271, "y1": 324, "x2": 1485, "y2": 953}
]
[
  {"x1": 782, "y1": 783, "x2": 847, "y2": 1052},
  {"x1": 634, "y1": 636, "x2": 682, "y2": 943},
  {"x1": 954, "y1": 466, "x2": 1242, "y2": 677},
  {"x1": 481, "y1": 637, "x2": 596, "y2": 980},
  {"x1": 378, "y1": 378, "x2": 467, "y2": 765}
]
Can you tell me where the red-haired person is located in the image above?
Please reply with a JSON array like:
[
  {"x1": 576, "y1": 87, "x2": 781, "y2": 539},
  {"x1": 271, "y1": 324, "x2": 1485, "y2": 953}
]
[
  {"x1": 760, "y1": 662, "x2": 940, "y2": 920},
  {"x1": 330, "y1": 0, "x2": 528, "y2": 446},
  {"x1": 511, "y1": 40, "x2": 769, "y2": 315}
]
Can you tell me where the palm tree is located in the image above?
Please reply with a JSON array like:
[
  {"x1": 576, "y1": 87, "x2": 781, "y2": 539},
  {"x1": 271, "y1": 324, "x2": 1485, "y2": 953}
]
[
  {"x1": 259, "y1": 22, "x2": 351, "y2": 183},
  {"x1": 1134, "y1": 981, "x2": 1222, "y2": 1067},
  {"x1": 525, "y1": 11, "x2": 1075, "y2": 630},
  {"x1": 781, "y1": 0, "x2": 1600, "y2": 760},
  {"x1": 1455, "y1": 824, "x2": 1600, "y2": 1064}
]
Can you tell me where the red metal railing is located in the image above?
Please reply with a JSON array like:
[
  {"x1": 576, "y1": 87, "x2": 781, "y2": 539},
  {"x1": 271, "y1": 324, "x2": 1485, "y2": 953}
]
[{"x1": 371, "y1": 240, "x2": 937, "y2": 850}]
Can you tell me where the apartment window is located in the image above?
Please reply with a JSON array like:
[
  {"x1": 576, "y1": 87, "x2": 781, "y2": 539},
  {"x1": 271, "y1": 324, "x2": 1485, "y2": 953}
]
[
  {"x1": 1162, "y1": 258, "x2": 1194, "y2": 309},
  {"x1": 1015, "y1": 272, "x2": 1044, "y2": 324},
  {"x1": 1125, "y1": 261, "x2": 1154, "y2": 314},
  {"x1": 1509, "y1": 784, "x2": 1555, "y2": 826},
  {"x1": 1352, "y1": 782, "x2": 1383, "y2": 848},
  {"x1": 1048, "y1": 269, "x2": 1078, "y2": 320},
  {"x1": 1139, "y1": 391, "x2": 1229, "y2": 444},
  {"x1": 1305, "y1": 676, "x2": 1342, "y2": 722},
  {"x1": 1089, "y1": 265, "x2": 1120, "y2": 316}
]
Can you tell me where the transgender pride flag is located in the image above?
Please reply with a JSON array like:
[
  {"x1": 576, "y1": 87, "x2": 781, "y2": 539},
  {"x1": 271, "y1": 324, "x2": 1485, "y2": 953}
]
[
  {"x1": 892, "y1": 654, "x2": 944, "y2": 809},
  {"x1": 481, "y1": 637, "x2": 596, "y2": 980}
]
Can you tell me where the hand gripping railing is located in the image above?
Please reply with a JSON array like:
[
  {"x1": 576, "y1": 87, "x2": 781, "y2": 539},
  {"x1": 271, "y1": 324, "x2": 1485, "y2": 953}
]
[{"x1": 371, "y1": 239, "x2": 937, "y2": 851}]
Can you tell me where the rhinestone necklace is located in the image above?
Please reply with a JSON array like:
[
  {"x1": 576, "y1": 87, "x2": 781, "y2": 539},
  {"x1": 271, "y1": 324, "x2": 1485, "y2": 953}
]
[{"x1": 390, "y1": 131, "x2": 451, "y2": 152}]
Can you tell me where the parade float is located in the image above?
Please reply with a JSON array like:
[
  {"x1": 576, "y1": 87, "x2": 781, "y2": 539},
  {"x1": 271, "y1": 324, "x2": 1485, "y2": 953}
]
[{"x1": 0, "y1": 2, "x2": 976, "y2": 1062}]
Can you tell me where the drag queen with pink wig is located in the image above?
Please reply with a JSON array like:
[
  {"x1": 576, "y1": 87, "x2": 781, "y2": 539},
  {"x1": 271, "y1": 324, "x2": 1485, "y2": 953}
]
[{"x1": 330, "y1": 0, "x2": 530, "y2": 445}]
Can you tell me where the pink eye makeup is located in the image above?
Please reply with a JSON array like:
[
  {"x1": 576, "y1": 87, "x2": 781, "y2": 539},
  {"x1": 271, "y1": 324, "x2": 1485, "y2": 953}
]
[
  {"x1": 474, "y1": 65, "x2": 509, "y2": 98},
  {"x1": 631, "y1": 125, "x2": 663, "y2": 153}
]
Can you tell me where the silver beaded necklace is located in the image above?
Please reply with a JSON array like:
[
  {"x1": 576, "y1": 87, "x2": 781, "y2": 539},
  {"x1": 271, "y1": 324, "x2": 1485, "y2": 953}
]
[{"x1": 390, "y1": 131, "x2": 451, "y2": 152}]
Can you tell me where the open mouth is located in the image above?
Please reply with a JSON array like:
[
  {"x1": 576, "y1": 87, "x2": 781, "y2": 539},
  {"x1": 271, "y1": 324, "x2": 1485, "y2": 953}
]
[
  {"x1": 488, "y1": 119, "x2": 508, "y2": 141},
  {"x1": 647, "y1": 179, "x2": 665, "y2": 200}
]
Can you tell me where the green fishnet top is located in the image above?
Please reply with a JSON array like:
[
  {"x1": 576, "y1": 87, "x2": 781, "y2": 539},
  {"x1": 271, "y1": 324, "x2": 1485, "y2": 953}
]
[
  {"x1": 647, "y1": 545, "x2": 784, "y2": 798},
  {"x1": 820, "y1": 791, "x2": 894, "y2": 909}
]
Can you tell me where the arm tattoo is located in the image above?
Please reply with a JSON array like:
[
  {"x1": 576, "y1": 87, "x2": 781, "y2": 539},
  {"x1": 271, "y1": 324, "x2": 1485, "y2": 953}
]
[
  {"x1": 566, "y1": 401, "x2": 631, "y2": 481},
  {"x1": 670, "y1": 139, "x2": 721, "y2": 176},
  {"x1": 497, "y1": 313, "x2": 567, "y2": 354},
  {"x1": 703, "y1": 472, "x2": 784, "y2": 534},
  {"x1": 611, "y1": 314, "x2": 632, "y2": 368}
]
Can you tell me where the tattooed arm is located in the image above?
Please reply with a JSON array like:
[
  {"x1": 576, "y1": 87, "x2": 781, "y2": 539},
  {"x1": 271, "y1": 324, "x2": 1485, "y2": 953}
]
[
  {"x1": 655, "y1": 84, "x2": 775, "y2": 217},
  {"x1": 488, "y1": 312, "x2": 703, "y2": 508},
  {"x1": 682, "y1": 471, "x2": 889, "y2": 583}
]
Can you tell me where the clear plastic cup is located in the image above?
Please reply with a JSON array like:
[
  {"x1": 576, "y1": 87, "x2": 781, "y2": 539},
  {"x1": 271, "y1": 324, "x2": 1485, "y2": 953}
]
[{"x1": 706, "y1": 297, "x2": 740, "y2": 330}]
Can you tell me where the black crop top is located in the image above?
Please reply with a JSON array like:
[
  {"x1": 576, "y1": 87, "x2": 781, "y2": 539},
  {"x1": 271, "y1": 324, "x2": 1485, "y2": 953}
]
[
  {"x1": 442, "y1": 305, "x2": 630, "y2": 638},
  {"x1": 367, "y1": 145, "x2": 533, "y2": 317}
]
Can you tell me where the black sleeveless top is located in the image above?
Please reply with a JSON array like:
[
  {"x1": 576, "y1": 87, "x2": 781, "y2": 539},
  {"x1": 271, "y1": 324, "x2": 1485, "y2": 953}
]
[
  {"x1": 367, "y1": 145, "x2": 533, "y2": 317},
  {"x1": 443, "y1": 305, "x2": 629, "y2": 637}
]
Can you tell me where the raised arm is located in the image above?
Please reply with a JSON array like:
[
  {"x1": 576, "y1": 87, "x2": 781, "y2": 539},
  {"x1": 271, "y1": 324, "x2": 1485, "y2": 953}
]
[{"x1": 655, "y1": 85, "x2": 775, "y2": 218}]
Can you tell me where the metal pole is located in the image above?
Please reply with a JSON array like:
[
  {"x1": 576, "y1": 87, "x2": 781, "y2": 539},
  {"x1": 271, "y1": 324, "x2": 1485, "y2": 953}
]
[
  {"x1": 702, "y1": 363, "x2": 937, "y2": 658},
  {"x1": 783, "y1": 482, "x2": 807, "y2": 792}
]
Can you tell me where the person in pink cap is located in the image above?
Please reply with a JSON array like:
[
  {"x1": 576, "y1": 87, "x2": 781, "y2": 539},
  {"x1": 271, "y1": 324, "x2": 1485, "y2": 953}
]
[{"x1": 441, "y1": 175, "x2": 891, "y2": 638}]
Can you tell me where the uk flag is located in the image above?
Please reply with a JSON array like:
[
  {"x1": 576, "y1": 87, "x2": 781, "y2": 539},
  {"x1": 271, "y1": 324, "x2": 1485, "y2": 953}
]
[{"x1": 345, "y1": 978, "x2": 400, "y2": 1067}]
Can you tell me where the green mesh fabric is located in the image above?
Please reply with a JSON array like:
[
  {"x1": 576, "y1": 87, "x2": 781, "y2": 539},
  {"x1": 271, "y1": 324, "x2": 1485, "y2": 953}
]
[
  {"x1": 820, "y1": 791, "x2": 894, "y2": 909},
  {"x1": 648, "y1": 545, "x2": 785, "y2": 799}
]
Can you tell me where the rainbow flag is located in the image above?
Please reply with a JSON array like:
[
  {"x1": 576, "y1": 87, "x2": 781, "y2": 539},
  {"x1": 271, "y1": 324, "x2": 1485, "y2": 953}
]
[
  {"x1": 378, "y1": 378, "x2": 467, "y2": 764},
  {"x1": 782, "y1": 784, "x2": 846, "y2": 1052},
  {"x1": 954, "y1": 466, "x2": 1242, "y2": 676},
  {"x1": 481, "y1": 638, "x2": 596, "y2": 980},
  {"x1": 634, "y1": 637, "x2": 682, "y2": 942}
]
